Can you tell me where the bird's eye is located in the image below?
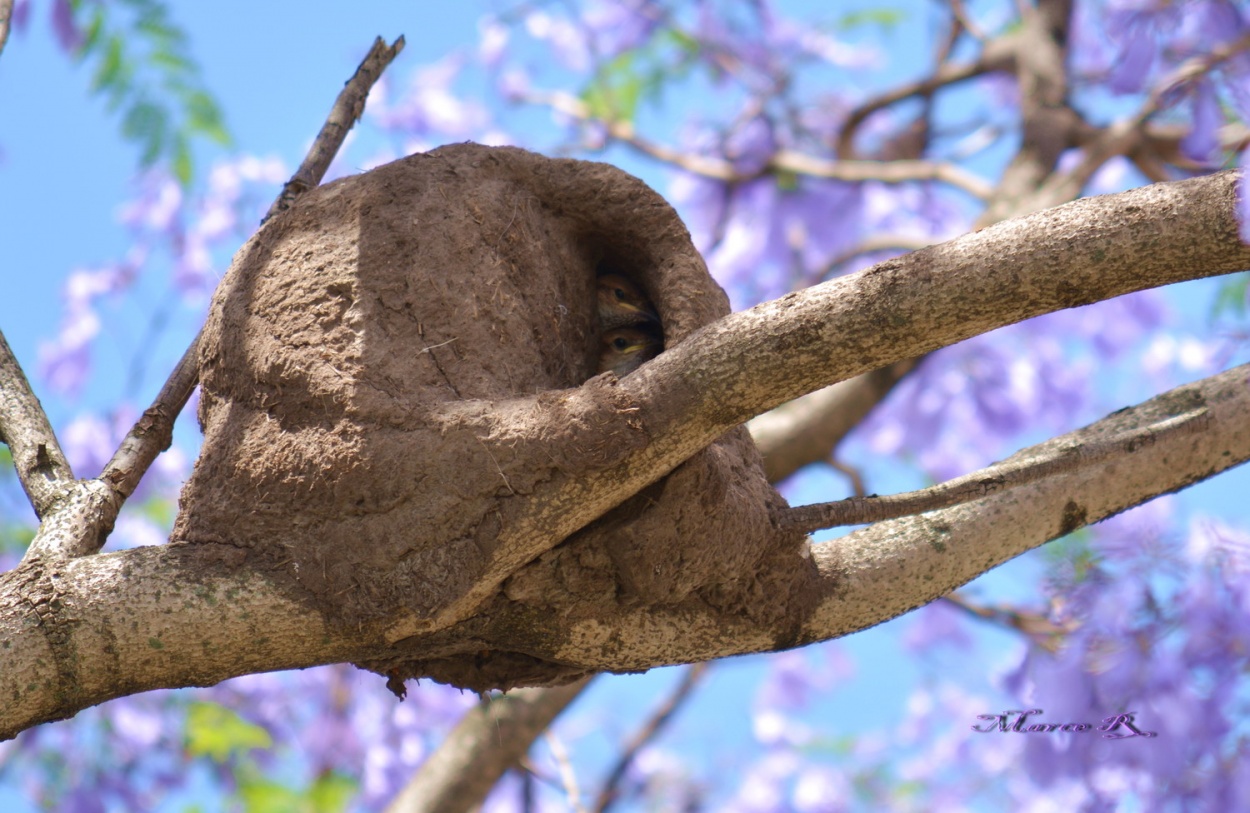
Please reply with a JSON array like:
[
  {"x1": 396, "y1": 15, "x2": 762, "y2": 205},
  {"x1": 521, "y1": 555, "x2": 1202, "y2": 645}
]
[
  {"x1": 613, "y1": 287, "x2": 628, "y2": 301},
  {"x1": 612, "y1": 337, "x2": 631, "y2": 350}
]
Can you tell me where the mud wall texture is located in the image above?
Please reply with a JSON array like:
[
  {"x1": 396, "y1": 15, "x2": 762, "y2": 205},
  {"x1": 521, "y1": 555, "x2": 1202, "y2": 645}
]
[{"x1": 173, "y1": 143, "x2": 804, "y2": 689}]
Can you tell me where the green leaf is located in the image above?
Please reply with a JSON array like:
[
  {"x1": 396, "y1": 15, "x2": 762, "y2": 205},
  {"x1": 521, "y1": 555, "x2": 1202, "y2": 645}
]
[
  {"x1": 92, "y1": 35, "x2": 128, "y2": 92},
  {"x1": 1210, "y1": 272, "x2": 1249, "y2": 320},
  {"x1": 185, "y1": 702, "x2": 273, "y2": 762}
]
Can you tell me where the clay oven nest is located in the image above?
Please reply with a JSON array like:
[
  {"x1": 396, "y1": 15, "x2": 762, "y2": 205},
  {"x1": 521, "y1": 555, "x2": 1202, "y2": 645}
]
[{"x1": 174, "y1": 143, "x2": 806, "y2": 690}]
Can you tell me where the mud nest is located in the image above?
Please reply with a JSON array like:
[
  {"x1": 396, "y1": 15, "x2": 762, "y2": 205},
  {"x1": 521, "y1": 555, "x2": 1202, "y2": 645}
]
[{"x1": 173, "y1": 143, "x2": 803, "y2": 690}]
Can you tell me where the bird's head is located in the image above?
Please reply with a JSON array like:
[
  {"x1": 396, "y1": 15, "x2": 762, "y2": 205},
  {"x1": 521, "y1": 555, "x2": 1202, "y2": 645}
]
[
  {"x1": 597, "y1": 273, "x2": 660, "y2": 329},
  {"x1": 598, "y1": 326, "x2": 664, "y2": 376}
]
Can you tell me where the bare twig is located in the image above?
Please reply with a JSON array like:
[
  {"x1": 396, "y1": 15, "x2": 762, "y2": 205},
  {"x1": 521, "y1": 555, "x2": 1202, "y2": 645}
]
[
  {"x1": 1044, "y1": 32, "x2": 1250, "y2": 203},
  {"x1": 592, "y1": 663, "x2": 710, "y2": 813},
  {"x1": 947, "y1": 0, "x2": 989, "y2": 42},
  {"x1": 525, "y1": 90, "x2": 994, "y2": 200},
  {"x1": 264, "y1": 36, "x2": 405, "y2": 223},
  {"x1": 77, "y1": 36, "x2": 405, "y2": 558},
  {"x1": 835, "y1": 35, "x2": 1016, "y2": 159},
  {"x1": 383, "y1": 678, "x2": 590, "y2": 813},
  {"x1": 545, "y1": 731, "x2": 588, "y2": 813},
  {"x1": 0, "y1": 0, "x2": 13, "y2": 58},
  {"x1": 0, "y1": 329, "x2": 75, "y2": 518},
  {"x1": 780, "y1": 408, "x2": 1210, "y2": 534},
  {"x1": 941, "y1": 592, "x2": 1075, "y2": 649}
]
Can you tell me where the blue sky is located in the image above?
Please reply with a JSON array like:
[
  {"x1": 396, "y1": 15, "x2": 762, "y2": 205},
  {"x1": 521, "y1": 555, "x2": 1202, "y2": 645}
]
[{"x1": 3, "y1": 2, "x2": 1250, "y2": 810}]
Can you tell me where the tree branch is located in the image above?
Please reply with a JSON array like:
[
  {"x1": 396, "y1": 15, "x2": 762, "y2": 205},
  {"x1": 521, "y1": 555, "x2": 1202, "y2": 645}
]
[
  {"x1": 780, "y1": 407, "x2": 1210, "y2": 532},
  {"x1": 263, "y1": 36, "x2": 405, "y2": 223},
  {"x1": 0, "y1": 329, "x2": 75, "y2": 518},
  {"x1": 505, "y1": 363, "x2": 1250, "y2": 670},
  {"x1": 382, "y1": 678, "x2": 590, "y2": 813},
  {"x1": 0, "y1": 0, "x2": 13, "y2": 58},
  {"x1": 591, "y1": 663, "x2": 709, "y2": 813},
  {"x1": 4, "y1": 172, "x2": 1249, "y2": 739},
  {"x1": 524, "y1": 89, "x2": 994, "y2": 199},
  {"x1": 20, "y1": 36, "x2": 405, "y2": 562}
]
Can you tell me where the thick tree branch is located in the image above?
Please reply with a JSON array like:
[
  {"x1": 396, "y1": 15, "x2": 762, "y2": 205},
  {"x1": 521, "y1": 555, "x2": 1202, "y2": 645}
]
[
  {"x1": 4, "y1": 172, "x2": 1249, "y2": 739},
  {"x1": 0, "y1": 330, "x2": 75, "y2": 517},
  {"x1": 747, "y1": 360, "x2": 920, "y2": 483},
  {"x1": 420, "y1": 170, "x2": 1250, "y2": 633},
  {"x1": 508, "y1": 363, "x2": 1250, "y2": 669}
]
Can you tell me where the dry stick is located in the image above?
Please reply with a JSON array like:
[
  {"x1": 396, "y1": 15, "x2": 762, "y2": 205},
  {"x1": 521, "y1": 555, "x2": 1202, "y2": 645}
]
[
  {"x1": 383, "y1": 678, "x2": 591, "y2": 813},
  {"x1": 941, "y1": 592, "x2": 1074, "y2": 649},
  {"x1": 94, "y1": 36, "x2": 405, "y2": 527},
  {"x1": 0, "y1": 0, "x2": 13, "y2": 58},
  {"x1": 591, "y1": 662, "x2": 710, "y2": 813},
  {"x1": 0, "y1": 330, "x2": 76, "y2": 517},
  {"x1": 781, "y1": 409, "x2": 1211, "y2": 534},
  {"x1": 264, "y1": 36, "x2": 406, "y2": 223},
  {"x1": 1043, "y1": 31, "x2": 1250, "y2": 206},
  {"x1": 523, "y1": 89, "x2": 995, "y2": 201}
]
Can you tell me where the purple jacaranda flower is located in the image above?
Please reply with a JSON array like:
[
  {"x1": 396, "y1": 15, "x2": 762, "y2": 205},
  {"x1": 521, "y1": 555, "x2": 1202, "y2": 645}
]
[
  {"x1": 524, "y1": 10, "x2": 591, "y2": 72},
  {"x1": 582, "y1": 0, "x2": 661, "y2": 56},
  {"x1": 792, "y1": 766, "x2": 849, "y2": 813},
  {"x1": 902, "y1": 599, "x2": 973, "y2": 652},
  {"x1": 477, "y1": 17, "x2": 510, "y2": 67},
  {"x1": 1239, "y1": 148, "x2": 1250, "y2": 243},
  {"x1": 370, "y1": 56, "x2": 491, "y2": 139},
  {"x1": 1181, "y1": 79, "x2": 1223, "y2": 165},
  {"x1": 118, "y1": 170, "x2": 183, "y2": 232},
  {"x1": 50, "y1": 0, "x2": 81, "y2": 52}
]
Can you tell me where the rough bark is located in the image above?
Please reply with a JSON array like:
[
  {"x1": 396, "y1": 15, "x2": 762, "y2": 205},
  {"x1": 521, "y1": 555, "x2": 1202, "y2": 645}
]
[{"x1": 3, "y1": 149, "x2": 1249, "y2": 739}]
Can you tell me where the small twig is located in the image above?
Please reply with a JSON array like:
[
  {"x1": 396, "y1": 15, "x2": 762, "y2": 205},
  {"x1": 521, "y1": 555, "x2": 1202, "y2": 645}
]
[
  {"x1": 0, "y1": 328, "x2": 75, "y2": 518},
  {"x1": 947, "y1": 0, "x2": 988, "y2": 42},
  {"x1": 828, "y1": 458, "x2": 866, "y2": 499},
  {"x1": 780, "y1": 408, "x2": 1211, "y2": 534},
  {"x1": 544, "y1": 731, "x2": 588, "y2": 813},
  {"x1": 524, "y1": 89, "x2": 994, "y2": 200},
  {"x1": 835, "y1": 35, "x2": 1016, "y2": 159},
  {"x1": 592, "y1": 662, "x2": 710, "y2": 813},
  {"x1": 0, "y1": 0, "x2": 14, "y2": 58},
  {"x1": 263, "y1": 36, "x2": 406, "y2": 223},
  {"x1": 36, "y1": 36, "x2": 406, "y2": 560},
  {"x1": 942, "y1": 592, "x2": 1075, "y2": 649},
  {"x1": 1047, "y1": 32, "x2": 1250, "y2": 202}
]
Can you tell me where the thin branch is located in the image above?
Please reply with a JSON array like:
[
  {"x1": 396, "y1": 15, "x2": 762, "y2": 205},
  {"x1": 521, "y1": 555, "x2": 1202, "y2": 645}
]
[
  {"x1": 67, "y1": 36, "x2": 405, "y2": 559},
  {"x1": 1046, "y1": 32, "x2": 1250, "y2": 203},
  {"x1": 941, "y1": 593, "x2": 1074, "y2": 648},
  {"x1": 382, "y1": 678, "x2": 590, "y2": 813},
  {"x1": 0, "y1": 0, "x2": 13, "y2": 58},
  {"x1": 526, "y1": 90, "x2": 994, "y2": 199},
  {"x1": 0, "y1": 329, "x2": 75, "y2": 518},
  {"x1": 545, "y1": 731, "x2": 588, "y2": 813},
  {"x1": 264, "y1": 36, "x2": 406, "y2": 223},
  {"x1": 591, "y1": 662, "x2": 709, "y2": 813},
  {"x1": 947, "y1": 0, "x2": 989, "y2": 42},
  {"x1": 835, "y1": 34, "x2": 1016, "y2": 159},
  {"x1": 780, "y1": 408, "x2": 1210, "y2": 533}
]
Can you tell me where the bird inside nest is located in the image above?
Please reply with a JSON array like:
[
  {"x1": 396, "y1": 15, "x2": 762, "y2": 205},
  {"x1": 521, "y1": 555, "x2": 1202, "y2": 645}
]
[{"x1": 595, "y1": 269, "x2": 663, "y2": 375}]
